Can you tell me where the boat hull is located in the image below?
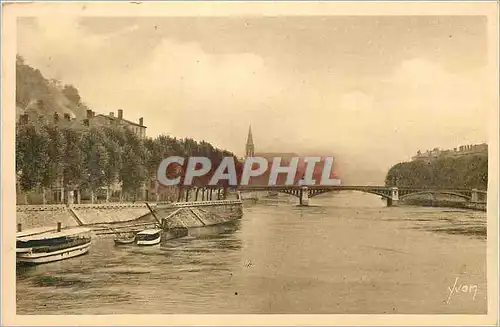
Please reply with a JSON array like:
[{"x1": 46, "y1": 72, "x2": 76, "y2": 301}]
[
  {"x1": 114, "y1": 238, "x2": 136, "y2": 245},
  {"x1": 136, "y1": 236, "x2": 161, "y2": 246},
  {"x1": 17, "y1": 242, "x2": 91, "y2": 264}
]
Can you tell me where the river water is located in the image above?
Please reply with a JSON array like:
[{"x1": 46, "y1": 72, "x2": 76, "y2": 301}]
[{"x1": 16, "y1": 192, "x2": 487, "y2": 314}]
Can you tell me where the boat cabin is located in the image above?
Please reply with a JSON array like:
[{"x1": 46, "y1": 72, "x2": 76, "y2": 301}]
[
  {"x1": 16, "y1": 227, "x2": 92, "y2": 253},
  {"x1": 136, "y1": 229, "x2": 162, "y2": 242}
]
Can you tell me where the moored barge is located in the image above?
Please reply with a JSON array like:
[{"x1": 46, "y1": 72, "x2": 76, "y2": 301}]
[{"x1": 16, "y1": 226, "x2": 92, "y2": 264}]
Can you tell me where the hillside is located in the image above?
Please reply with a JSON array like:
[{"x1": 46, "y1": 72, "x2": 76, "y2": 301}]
[
  {"x1": 385, "y1": 154, "x2": 488, "y2": 190},
  {"x1": 16, "y1": 55, "x2": 88, "y2": 123}
]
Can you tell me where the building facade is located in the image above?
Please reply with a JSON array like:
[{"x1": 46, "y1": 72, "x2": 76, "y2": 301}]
[
  {"x1": 86, "y1": 109, "x2": 146, "y2": 138},
  {"x1": 412, "y1": 143, "x2": 488, "y2": 162},
  {"x1": 242, "y1": 125, "x2": 338, "y2": 186},
  {"x1": 245, "y1": 125, "x2": 255, "y2": 158}
]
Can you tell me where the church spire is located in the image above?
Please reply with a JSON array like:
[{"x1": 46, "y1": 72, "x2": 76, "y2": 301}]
[
  {"x1": 245, "y1": 124, "x2": 255, "y2": 158},
  {"x1": 247, "y1": 125, "x2": 253, "y2": 145}
]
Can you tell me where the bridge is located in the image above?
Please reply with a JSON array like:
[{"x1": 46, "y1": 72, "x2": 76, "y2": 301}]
[
  {"x1": 234, "y1": 185, "x2": 487, "y2": 207},
  {"x1": 171, "y1": 185, "x2": 487, "y2": 207}
]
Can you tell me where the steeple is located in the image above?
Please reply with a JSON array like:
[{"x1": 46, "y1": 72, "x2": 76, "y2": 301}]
[
  {"x1": 245, "y1": 124, "x2": 255, "y2": 158},
  {"x1": 247, "y1": 125, "x2": 253, "y2": 145}
]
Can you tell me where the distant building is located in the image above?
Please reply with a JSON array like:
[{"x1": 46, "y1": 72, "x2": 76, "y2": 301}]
[
  {"x1": 242, "y1": 125, "x2": 338, "y2": 186},
  {"x1": 18, "y1": 111, "x2": 80, "y2": 129},
  {"x1": 243, "y1": 124, "x2": 297, "y2": 185},
  {"x1": 18, "y1": 107, "x2": 147, "y2": 140},
  {"x1": 86, "y1": 109, "x2": 146, "y2": 138},
  {"x1": 411, "y1": 148, "x2": 441, "y2": 161},
  {"x1": 412, "y1": 143, "x2": 488, "y2": 161},
  {"x1": 245, "y1": 125, "x2": 255, "y2": 158},
  {"x1": 16, "y1": 99, "x2": 79, "y2": 128}
]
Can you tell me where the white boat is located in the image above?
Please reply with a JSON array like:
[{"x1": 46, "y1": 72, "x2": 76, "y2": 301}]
[
  {"x1": 16, "y1": 227, "x2": 92, "y2": 264},
  {"x1": 17, "y1": 226, "x2": 56, "y2": 237},
  {"x1": 136, "y1": 228, "x2": 162, "y2": 246},
  {"x1": 114, "y1": 233, "x2": 136, "y2": 245}
]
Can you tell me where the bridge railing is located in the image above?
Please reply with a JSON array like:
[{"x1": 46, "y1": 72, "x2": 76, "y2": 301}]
[
  {"x1": 237, "y1": 185, "x2": 486, "y2": 192},
  {"x1": 156, "y1": 199, "x2": 243, "y2": 208}
]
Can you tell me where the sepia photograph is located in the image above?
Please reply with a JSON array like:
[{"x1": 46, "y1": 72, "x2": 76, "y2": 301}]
[{"x1": 1, "y1": 1, "x2": 498, "y2": 326}]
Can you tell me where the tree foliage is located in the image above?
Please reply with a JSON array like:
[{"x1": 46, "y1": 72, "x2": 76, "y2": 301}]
[
  {"x1": 16, "y1": 121, "x2": 242, "y2": 202},
  {"x1": 62, "y1": 84, "x2": 81, "y2": 106},
  {"x1": 41, "y1": 124, "x2": 66, "y2": 189},
  {"x1": 385, "y1": 155, "x2": 488, "y2": 190},
  {"x1": 81, "y1": 128, "x2": 109, "y2": 194},
  {"x1": 16, "y1": 124, "x2": 49, "y2": 192},
  {"x1": 61, "y1": 128, "x2": 84, "y2": 190}
]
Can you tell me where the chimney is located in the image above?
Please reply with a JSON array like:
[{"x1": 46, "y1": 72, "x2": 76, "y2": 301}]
[
  {"x1": 57, "y1": 222, "x2": 61, "y2": 232},
  {"x1": 139, "y1": 117, "x2": 143, "y2": 126},
  {"x1": 86, "y1": 109, "x2": 92, "y2": 119},
  {"x1": 118, "y1": 109, "x2": 123, "y2": 120},
  {"x1": 54, "y1": 112, "x2": 59, "y2": 123},
  {"x1": 110, "y1": 112, "x2": 115, "y2": 118}
]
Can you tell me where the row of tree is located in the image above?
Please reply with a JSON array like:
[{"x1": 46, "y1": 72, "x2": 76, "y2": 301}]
[
  {"x1": 385, "y1": 155, "x2": 488, "y2": 190},
  {"x1": 16, "y1": 122, "x2": 242, "y2": 204}
]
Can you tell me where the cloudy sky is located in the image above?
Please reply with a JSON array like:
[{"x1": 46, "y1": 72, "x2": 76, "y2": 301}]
[{"x1": 17, "y1": 15, "x2": 492, "y2": 181}]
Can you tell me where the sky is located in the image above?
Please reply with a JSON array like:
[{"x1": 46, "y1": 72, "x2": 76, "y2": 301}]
[{"x1": 17, "y1": 16, "x2": 492, "y2": 183}]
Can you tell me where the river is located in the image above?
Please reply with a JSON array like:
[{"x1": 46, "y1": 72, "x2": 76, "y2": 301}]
[{"x1": 16, "y1": 192, "x2": 487, "y2": 314}]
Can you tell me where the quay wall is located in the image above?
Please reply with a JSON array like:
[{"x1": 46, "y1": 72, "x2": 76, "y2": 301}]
[
  {"x1": 16, "y1": 201, "x2": 243, "y2": 231},
  {"x1": 158, "y1": 200, "x2": 243, "y2": 242},
  {"x1": 70, "y1": 204, "x2": 151, "y2": 225},
  {"x1": 17, "y1": 205, "x2": 78, "y2": 230},
  {"x1": 156, "y1": 200, "x2": 243, "y2": 228},
  {"x1": 401, "y1": 198, "x2": 487, "y2": 212}
]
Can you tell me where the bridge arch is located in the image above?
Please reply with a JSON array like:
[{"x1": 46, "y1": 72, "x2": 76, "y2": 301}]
[
  {"x1": 236, "y1": 186, "x2": 483, "y2": 207},
  {"x1": 308, "y1": 188, "x2": 392, "y2": 200},
  {"x1": 399, "y1": 190, "x2": 471, "y2": 201},
  {"x1": 238, "y1": 188, "x2": 301, "y2": 198},
  {"x1": 238, "y1": 186, "x2": 395, "y2": 200}
]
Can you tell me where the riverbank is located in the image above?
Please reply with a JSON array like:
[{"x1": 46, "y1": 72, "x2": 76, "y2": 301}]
[
  {"x1": 16, "y1": 200, "x2": 243, "y2": 233},
  {"x1": 401, "y1": 198, "x2": 486, "y2": 212}
]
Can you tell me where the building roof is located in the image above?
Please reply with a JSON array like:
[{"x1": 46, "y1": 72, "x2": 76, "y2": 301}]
[
  {"x1": 137, "y1": 229, "x2": 162, "y2": 235},
  {"x1": 16, "y1": 226, "x2": 56, "y2": 238},
  {"x1": 17, "y1": 227, "x2": 91, "y2": 242},
  {"x1": 93, "y1": 114, "x2": 146, "y2": 128}
]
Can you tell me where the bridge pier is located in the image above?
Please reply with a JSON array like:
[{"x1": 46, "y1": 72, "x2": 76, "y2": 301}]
[
  {"x1": 299, "y1": 186, "x2": 310, "y2": 206},
  {"x1": 387, "y1": 187, "x2": 399, "y2": 207},
  {"x1": 471, "y1": 188, "x2": 478, "y2": 203}
]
